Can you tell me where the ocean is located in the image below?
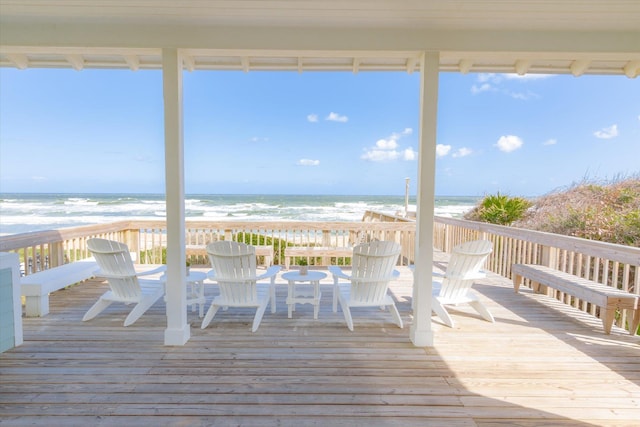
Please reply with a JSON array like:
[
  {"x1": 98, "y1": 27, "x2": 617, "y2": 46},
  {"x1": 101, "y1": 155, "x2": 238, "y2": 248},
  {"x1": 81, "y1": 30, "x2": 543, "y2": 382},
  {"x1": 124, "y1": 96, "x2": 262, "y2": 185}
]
[{"x1": 0, "y1": 193, "x2": 479, "y2": 236}]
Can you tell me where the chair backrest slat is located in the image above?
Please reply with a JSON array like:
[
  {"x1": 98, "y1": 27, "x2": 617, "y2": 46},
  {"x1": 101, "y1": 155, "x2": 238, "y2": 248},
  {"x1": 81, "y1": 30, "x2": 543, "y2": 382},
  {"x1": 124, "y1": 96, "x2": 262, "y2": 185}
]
[
  {"x1": 439, "y1": 239, "x2": 492, "y2": 300},
  {"x1": 207, "y1": 241, "x2": 258, "y2": 304},
  {"x1": 349, "y1": 241, "x2": 401, "y2": 305},
  {"x1": 88, "y1": 238, "x2": 141, "y2": 301}
]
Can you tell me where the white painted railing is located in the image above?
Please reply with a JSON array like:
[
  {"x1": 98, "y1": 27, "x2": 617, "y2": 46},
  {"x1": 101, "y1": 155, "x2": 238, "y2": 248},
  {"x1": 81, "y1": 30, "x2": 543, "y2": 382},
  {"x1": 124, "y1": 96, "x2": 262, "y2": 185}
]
[
  {"x1": 2, "y1": 216, "x2": 637, "y2": 330},
  {"x1": 433, "y1": 216, "x2": 640, "y2": 330},
  {"x1": 0, "y1": 220, "x2": 416, "y2": 273}
]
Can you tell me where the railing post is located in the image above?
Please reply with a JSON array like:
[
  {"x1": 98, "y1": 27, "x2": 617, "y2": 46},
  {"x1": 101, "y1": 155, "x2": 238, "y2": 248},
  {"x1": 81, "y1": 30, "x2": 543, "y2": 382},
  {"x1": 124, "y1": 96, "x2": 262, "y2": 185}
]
[{"x1": 49, "y1": 242, "x2": 65, "y2": 267}]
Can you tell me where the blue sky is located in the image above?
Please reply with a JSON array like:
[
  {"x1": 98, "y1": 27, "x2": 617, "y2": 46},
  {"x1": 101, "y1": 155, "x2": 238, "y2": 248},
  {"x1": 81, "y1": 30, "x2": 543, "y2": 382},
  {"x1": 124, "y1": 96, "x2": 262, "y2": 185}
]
[{"x1": 0, "y1": 67, "x2": 638, "y2": 197}]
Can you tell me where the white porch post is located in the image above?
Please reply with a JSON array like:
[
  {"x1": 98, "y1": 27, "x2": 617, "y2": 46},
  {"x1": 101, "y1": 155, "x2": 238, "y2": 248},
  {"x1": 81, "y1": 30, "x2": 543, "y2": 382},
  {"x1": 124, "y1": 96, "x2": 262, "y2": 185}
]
[
  {"x1": 162, "y1": 48, "x2": 190, "y2": 345},
  {"x1": 410, "y1": 51, "x2": 439, "y2": 347}
]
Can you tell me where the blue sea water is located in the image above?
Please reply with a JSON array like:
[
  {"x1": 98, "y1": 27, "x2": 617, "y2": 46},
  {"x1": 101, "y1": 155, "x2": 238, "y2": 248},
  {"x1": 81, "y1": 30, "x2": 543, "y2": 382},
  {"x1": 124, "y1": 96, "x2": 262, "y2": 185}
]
[{"x1": 0, "y1": 193, "x2": 479, "y2": 236}]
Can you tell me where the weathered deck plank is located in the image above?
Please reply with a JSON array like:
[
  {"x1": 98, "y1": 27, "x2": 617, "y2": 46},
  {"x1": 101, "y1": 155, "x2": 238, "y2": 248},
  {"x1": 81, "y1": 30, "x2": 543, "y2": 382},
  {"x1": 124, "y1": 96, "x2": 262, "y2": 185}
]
[{"x1": 1, "y1": 252, "x2": 639, "y2": 426}]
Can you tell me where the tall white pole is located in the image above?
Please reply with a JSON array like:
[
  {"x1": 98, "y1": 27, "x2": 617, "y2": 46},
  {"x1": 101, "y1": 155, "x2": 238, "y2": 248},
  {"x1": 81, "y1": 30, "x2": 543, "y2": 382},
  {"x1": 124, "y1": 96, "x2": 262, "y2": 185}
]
[
  {"x1": 162, "y1": 48, "x2": 190, "y2": 346},
  {"x1": 410, "y1": 51, "x2": 439, "y2": 347}
]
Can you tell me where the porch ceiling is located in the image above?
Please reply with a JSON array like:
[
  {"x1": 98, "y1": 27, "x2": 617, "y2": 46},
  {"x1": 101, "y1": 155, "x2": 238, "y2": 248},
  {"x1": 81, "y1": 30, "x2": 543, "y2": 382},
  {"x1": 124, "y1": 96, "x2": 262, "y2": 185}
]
[{"x1": 1, "y1": 0, "x2": 639, "y2": 77}]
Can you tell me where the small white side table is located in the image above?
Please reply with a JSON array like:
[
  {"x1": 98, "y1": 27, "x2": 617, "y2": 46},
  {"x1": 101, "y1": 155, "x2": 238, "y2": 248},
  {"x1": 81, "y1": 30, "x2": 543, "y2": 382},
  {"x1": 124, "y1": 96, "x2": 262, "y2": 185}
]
[
  {"x1": 282, "y1": 270, "x2": 327, "y2": 320},
  {"x1": 161, "y1": 271, "x2": 207, "y2": 318}
]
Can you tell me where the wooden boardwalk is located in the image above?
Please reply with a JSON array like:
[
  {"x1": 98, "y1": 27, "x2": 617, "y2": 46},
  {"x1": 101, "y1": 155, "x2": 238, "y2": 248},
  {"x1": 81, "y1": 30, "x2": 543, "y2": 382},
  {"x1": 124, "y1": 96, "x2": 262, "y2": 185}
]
[{"x1": 2, "y1": 253, "x2": 639, "y2": 426}]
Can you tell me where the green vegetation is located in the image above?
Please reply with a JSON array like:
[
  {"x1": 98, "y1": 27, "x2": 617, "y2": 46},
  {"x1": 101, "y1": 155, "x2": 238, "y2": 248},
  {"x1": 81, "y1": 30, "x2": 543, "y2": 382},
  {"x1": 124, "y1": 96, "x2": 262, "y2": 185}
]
[
  {"x1": 465, "y1": 177, "x2": 640, "y2": 247},
  {"x1": 464, "y1": 193, "x2": 532, "y2": 225},
  {"x1": 512, "y1": 177, "x2": 640, "y2": 247}
]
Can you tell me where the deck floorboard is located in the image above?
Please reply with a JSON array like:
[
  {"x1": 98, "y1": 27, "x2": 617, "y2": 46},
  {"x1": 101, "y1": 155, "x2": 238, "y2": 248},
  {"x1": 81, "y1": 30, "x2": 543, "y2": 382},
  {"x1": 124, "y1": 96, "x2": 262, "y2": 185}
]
[{"x1": 2, "y1": 251, "x2": 639, "y2": 426}]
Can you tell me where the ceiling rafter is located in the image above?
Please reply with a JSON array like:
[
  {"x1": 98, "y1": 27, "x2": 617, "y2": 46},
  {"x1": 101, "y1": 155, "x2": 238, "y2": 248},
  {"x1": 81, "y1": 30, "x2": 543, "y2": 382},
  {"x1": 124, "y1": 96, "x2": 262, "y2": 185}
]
[
  {"x1": 65, "y1": 54, "x2": 84, "y2": 71},
  {"x1": 570, "y1": 59, "x2": 591, "y2": 76},
  {"x1": 5, "y1": 53, "x2": 28, "y2": 69},
  {"x1": 124, "y1": 54, "x2": 140, "y2": 71}
]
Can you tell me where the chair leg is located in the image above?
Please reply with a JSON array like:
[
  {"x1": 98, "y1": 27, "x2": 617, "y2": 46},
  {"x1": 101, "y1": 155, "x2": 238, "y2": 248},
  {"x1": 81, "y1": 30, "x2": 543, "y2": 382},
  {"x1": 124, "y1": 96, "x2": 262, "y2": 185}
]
[
  {"x1": 201, "y1": 303, "x2": 221, "y2": 329},
  {"x1": 252, "y1": 299, "x2": 269, "y2": 332},
  {"x1": 82, "y1": 297, "x2": 113, "y2": 322},
  {"x1": 337, "y1": 293, "x2": 354, "y2": 331},
  {"x1": 332, "y1": 277, "x2": 339, "y2": 312},
  {"x1": 124, "y1": 293, "x2": 162, "y2": 327},
  {"x1": 432, "y1": 300, "x2": 455, "y2": 328},
  {"x1": 388, "y1": 303, "x2": 403, "y2": 329},
  {"x1": 469, "y1": 300, "x2": 495, "y2": 323}
]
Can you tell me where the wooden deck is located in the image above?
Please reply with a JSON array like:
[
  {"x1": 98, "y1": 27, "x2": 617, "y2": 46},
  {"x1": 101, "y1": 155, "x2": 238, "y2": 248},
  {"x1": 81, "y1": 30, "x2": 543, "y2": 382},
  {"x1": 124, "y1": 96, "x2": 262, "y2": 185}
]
[{"x1": 2, "y1": 252, "x2": 639, "y2": 426}]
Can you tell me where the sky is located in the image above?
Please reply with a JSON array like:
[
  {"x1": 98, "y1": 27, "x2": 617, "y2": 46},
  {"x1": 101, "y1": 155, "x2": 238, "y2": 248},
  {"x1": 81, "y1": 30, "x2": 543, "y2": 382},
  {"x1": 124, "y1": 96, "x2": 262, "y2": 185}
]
[{"x1": 0, "y1": 67, "x2": 638, "y2": 197}]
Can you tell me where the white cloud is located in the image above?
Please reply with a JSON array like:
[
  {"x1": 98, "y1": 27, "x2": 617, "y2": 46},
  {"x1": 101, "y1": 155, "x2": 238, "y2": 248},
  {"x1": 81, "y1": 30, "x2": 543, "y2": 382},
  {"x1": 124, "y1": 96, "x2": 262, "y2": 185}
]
[
  {"x1": 495, "y1": 135, "x2": 524, "y2": 153},
  {"x1": 361, "y1": 149, "x2": 399, "y2": 162},
  {"x1": 477, "y1": 73, "x2": 501, "y2": 83},
  {"x1": 473, "y1": 73, "x2": 551, "y2": 99},
  {"x1": 31, "y1": 175, "x2": 47, "y2": 181},
  {"x1": 375, "y1": 138, "x2": 398, "y2": 150},
  {"x1": 403, "y1": 148, "x2": 416, "y2": 161},
  {"x1": 307, "y1": 114, "x2": 318, "y2": 123},
  {"x1": 543, "y1": 138, "x2": 557, "y2": 146},
  {"x1": 504, "y1": 74, "x2": 553, "y2": 80},
  {"x1": 594, "y1": 124, "x2": 619, "y2": 139},
  {"x1": 452, "y1": 147, "x2": 473, "y2": 158},
  {"x1": 436, "y1": 144, "x2": 452, "y2": 157},
  {"x1": 361, "y1": 128, "x2": 415, "y2": 162},
  {"x1": 297, "y1": 159, "x2": 320, "y2": 166},
  {"x1": 326, "y1": 112, "x2": 348, "y2": 122},
  {"x1": 250, "y1": 136, "x2": 269, "y2": 142},
  {"x1": 471, "y1": 83, "x2": 492, "y2": 94}
]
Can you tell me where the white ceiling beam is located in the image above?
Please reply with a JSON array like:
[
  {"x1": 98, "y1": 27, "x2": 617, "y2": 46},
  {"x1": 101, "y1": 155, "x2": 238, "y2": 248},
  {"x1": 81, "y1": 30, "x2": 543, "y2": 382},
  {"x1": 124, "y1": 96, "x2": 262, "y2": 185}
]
[
  {"x1": 623, "y1": 60, "x2": 640, "y2": 78},
  {"x1": 124, "y1": 54, "x2": 140, "y2": 71},
  {"x1": 6, "y1": 53, "x2": 28, "y2": 69},
  {"x1": 2, "y1": 22, "x2": 638, "y2": 58},
  {"x1": 570, "y1": 59, "x2": 591, "y2": 76},
  {"x1": 65, "y1": 54, "x2": 84, "y2": 70}
]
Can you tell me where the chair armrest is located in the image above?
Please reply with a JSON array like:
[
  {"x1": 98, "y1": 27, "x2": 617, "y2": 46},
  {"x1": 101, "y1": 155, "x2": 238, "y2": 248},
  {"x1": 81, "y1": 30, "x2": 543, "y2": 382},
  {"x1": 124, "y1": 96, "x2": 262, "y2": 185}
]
[
  {"x1": 135, "y1": 265, "x2": 167, "y2": 277},
  {"x1": 328, "y1": 265, "x2": 350, "y2": 280},
  {"x1": 257, "y1": 266, "x2": 281, "y2": 281}
]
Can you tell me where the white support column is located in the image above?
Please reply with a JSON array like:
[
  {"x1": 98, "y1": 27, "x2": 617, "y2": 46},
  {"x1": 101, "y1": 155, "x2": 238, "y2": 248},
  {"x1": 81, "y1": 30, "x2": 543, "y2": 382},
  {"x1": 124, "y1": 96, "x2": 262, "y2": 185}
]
[
  {"x1": 410, "y1": 51, "x2": 439, "y2": 347},
  {"x1": 162, "y1": 48, "x2": 190, "y2": 346}
]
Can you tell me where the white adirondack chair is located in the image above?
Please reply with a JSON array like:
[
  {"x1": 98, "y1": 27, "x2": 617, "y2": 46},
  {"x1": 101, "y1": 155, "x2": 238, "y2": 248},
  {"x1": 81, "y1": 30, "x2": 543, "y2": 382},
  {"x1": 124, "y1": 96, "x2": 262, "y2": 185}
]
[
  {"x1": 329, "y1": 240, "x2": 403, "y2": 331},
  {"x1": 84, "y1": 238, "x2": 166, "y2": 326},
  {"x1": 202, "y1": 241, "x2": 280, "y2": 332},
  {"x1": 432, "y1": 239, "x2": 494, "y2": 328}
]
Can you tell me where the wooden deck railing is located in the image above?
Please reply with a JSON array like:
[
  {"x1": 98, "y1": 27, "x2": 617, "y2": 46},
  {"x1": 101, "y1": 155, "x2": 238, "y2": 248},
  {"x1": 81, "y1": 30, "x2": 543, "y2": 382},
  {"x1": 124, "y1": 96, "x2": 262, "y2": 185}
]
[
  {"x1": 2, "y1": 215, "x2": 638, "y2": 329},
  {"x1": 0, "y1": 220, "x2": 416, "y2": 272},
  {"x1": 433, "y1": 216, "x2": 640, "y2": 330}
]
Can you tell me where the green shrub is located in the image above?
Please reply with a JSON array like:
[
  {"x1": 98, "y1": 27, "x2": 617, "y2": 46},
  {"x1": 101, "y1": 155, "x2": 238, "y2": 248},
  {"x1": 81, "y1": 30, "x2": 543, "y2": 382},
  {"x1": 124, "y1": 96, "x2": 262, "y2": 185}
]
[{"x1": 466, "y1": 193, "x2": 532, "y2": 225}]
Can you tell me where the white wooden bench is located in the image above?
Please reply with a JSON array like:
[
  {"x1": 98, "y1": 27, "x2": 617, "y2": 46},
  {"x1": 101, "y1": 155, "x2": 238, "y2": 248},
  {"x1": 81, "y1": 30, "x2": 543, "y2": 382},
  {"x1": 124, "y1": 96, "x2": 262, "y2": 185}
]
[
  {"x1": 186, "y1": 244, "x2": 274, "y2": 266},
  {"x1": 20, "y1": 258, "x2": 98, "y2": 317},
  {"x1": 284, "y1": 247, "x2": 353, "y2": 270},
  {"x1": 512, "y1": 264, "x2": 640, "y2": 335}
]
